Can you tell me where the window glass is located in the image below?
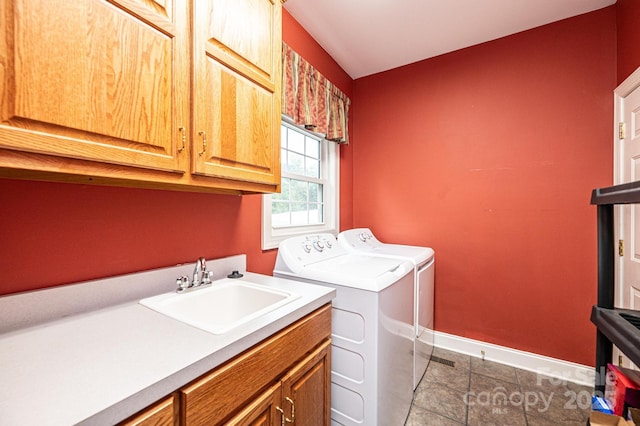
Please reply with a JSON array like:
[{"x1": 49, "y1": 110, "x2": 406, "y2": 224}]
[{"x1": 262, "y1": 120, "x2": 339, "y2": 249}]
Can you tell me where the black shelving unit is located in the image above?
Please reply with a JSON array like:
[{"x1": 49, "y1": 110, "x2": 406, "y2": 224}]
[{"x1": 590, "y1": 181, "x2": 640, "y2": 392}]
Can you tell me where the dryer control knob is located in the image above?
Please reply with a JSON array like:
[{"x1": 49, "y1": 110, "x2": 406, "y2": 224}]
[
  {"x1": 302, "y1": 241, "x2": 313, "y2": 253},
  {"x1": 313, "y1": 240, "x2": 325, "y2": 251}
]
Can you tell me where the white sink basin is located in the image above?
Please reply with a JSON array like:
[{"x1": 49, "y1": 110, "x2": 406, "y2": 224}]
[{"x1": 139, "y1": 279, "x2": 300, "y2": 334}]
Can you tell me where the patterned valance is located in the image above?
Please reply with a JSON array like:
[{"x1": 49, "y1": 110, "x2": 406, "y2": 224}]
[{"x1": 282, "y1": 43, "x2": 351, "y2": 144}]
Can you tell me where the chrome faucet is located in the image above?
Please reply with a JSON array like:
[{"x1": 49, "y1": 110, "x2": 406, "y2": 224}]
[
  {"x1": 193, "y1": 257, "x2": 206, "y2": 286},
  {"x1": 176, "y1": 257, "x2": 213, "y2": 293}
]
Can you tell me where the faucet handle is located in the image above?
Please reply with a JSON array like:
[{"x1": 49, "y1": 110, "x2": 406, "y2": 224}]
[
  {"x1": 176, "y1": 275, "x2": 190, "y2": 292},
  {"x1": 202, "y1": 270, "x2": 213, "y2": 285}
]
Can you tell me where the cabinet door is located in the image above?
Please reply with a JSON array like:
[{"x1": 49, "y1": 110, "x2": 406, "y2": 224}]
[
  {"x1": 192, "y1": 0, "x2": 281, "y2": 186},
  {"x1": 281, "y1": 340, "x2": 331, "y2": 426},
  {"x1": 0, "y1": 0, "x2": 189, "y2": 173},
  {"x1": 224, "y1": 382, "x2": 282, "y2": 426}
]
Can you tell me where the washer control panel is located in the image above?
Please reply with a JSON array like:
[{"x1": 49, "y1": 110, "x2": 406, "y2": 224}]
[
  {"x1": 302, "y1": 235, "x2": 334, "y2": 253},
  {"x1": 276, "y1": 233, "x2": 346, "y2": 271}
]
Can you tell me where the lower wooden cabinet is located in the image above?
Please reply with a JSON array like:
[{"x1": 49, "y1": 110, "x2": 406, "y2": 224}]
[
  {"x1": 119, "y1": 394, "x2": 178, "y2": 426},
  {"x1": 120, "y1": 304, "x2": 331, "y2": 426},
  {"x1": 225, "y1": 382, "x2": 283, "y2": 426},
  {"x1": 279, "y1": 341, "x2": 331, "y2": 426},
  {"x1": 226, "y1": 341, "x2": 331, "y2": 426}
]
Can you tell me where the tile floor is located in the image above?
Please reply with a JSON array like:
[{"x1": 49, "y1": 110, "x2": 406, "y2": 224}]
[{"x1": 405, "y1": 347, "x2": 593, "y2": 425}]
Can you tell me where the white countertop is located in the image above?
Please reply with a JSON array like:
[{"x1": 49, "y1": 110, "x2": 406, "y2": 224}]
[{"x1": 0, "y1": 256, "x2": 335, "y2": 425}]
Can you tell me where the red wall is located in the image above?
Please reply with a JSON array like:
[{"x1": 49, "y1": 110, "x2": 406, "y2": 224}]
[
  {"x1": 617, "y1": 0, "x2": 640, "y2": 84},
  {"x1": 0, "y1": 5, "x2": 627, "y2": 367},
  {"x1": 0, "y1": 9, "x2": 353, "y2": 296},
  {"x1": 352, "y1": 7, "x2": 616, "y2": 365}
]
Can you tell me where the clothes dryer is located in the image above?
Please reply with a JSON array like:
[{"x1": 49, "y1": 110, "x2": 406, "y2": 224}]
[
  {"x1": 338, "y1": 228, "x2": 435, "y2": 390},
  {"x1": 274, "y1": 233, "x2": 415, "y2": 426}
]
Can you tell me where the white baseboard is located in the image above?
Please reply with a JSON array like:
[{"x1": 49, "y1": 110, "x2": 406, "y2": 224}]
[{"x1": 433, "y1": 331, "x2": 596, "y2": 387}]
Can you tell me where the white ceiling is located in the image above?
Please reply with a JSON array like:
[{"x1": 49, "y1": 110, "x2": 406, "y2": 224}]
[{"x1": 284, "y1": 0, "x2": 616, "y2": 79}]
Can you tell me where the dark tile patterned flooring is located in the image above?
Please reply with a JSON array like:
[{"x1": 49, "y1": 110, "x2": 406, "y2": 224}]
[{"x1": 406, "y1": 347, "x2": 593, "y2": 425}]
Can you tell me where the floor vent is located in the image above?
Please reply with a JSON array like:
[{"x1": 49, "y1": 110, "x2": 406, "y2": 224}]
[{"x1": 430, "y1": 355, "x2": 456, "y2": 368}]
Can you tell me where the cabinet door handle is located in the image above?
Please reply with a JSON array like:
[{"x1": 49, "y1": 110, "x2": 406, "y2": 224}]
[
  {"x1": 178, "y1": 126, "x2": 186, "y2": 153},
  {"x1": 198, "y1": 130, "x2": 207, "y2": 156},
  {"x1": 285, "y1": 397, "x2": 295, "y2": 423},
  {"x1": 275, "y1": 406, "x2": 289, "y2": 425}
]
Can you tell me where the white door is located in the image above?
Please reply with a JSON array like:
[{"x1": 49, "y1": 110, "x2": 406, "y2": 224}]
[{"x1": 614, "y1": 67, "x2": 640, "y2": 369}]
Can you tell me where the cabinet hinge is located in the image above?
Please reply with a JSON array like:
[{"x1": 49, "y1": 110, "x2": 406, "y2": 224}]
[
  {"x1": 619, "y1": 239, "x2": 625, "y2": 257},
  {"x1": 619, "y1": 122, "x2": 626, "y2": 140}
]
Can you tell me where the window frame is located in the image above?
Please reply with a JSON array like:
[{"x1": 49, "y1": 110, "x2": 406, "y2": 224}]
[{"x1": 262, "y1": 118, "x2": 340, "y2": 250}]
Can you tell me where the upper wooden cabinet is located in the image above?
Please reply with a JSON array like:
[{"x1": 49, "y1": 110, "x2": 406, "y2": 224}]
[
  {"x1": 0, "y1": 0, "x2": 281, "y2": 194},
  {"x1": 192, "y1": 0, "x2": 281, "y2": 186},
  {"x1": 0, "y1": 0, "x2": 189, "y2": 173}
]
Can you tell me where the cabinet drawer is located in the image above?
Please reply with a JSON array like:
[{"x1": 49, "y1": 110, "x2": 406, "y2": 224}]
[{"x1": 120, "y1": 394, "x2": 177, "y2": 426}]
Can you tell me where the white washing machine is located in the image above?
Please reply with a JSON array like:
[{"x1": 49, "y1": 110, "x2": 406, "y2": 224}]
[
  {"x1": 274, "y1": 233, "x2": 415, "y2": 426},
  {"x1": 338, "y1": 228, "x2": 435, "y2": 390}
]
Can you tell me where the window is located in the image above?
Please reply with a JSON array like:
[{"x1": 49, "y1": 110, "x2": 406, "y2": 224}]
[{"x1": 262, "y1": 119, "x2": 339, "y2": 249}]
